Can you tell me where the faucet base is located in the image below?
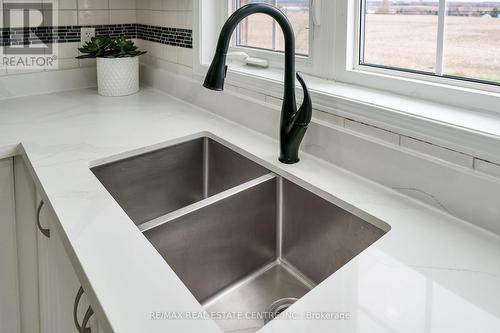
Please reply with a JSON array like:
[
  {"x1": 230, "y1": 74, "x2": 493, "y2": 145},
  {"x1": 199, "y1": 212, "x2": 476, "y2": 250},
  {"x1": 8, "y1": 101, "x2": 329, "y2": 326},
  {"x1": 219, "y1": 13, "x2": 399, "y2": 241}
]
[{"x1": 279, "y1": 156, "x2": 300, "y2": 164}]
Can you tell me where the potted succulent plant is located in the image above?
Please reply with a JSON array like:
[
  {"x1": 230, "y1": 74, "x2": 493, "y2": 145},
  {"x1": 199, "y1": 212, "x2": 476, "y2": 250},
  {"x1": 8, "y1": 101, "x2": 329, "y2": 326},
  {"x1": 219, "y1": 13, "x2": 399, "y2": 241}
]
[{"x1": 77, "y1": 36, "x2": 146, "y2": 97}]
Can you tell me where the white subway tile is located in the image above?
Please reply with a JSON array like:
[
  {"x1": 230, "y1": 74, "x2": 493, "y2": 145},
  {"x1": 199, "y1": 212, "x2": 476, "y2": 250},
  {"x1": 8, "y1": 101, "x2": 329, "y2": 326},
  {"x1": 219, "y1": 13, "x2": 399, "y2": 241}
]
[
  {"x1": 139, "y1": 53, "x2": 155, "y2": 66},
  {"x1": 110, "y1": 9, "x2": 136, "y2": 24},
  {"x1": 176, "y1": 47, "x2": 192, "y2": 67},
  {"x1": 149, "y1": 41, "x2": 164, "y2": 59},
  {"x1": 49, "y1": 58, "x2": 80, "y2": 70},
  {"x1": 150, "y1": 10, "x2": 164, "y2": 26},
  {"x1": 43, "y1": 0, "x2": 78, "y2": 10},
  {"x1": 54, "y1": 42, "x2": 79, "y2": 58},
  {"x1": 78, "y1": 10, "x2": 109, "y2": 25},
  {"x1": 77, "y1": 0, "x2": 109, "y2": 10},
  {"x1": 109, "y1": 0, "x2": 135, "y2": 9},
  {"x1": 345, "y1": 119, "x2": 400, "y2": 145},
  {"x1": 313, "y1": 110, "x2": 344, "y2": 127},
  {"x1": 78, "y1": 58, "x2": 96, "y2": 67},
  {"x1": 223, "y1": 84, "x2": 239, "y2": 93},
  {"x1": 161, "y1": 0, "x2": 178, "y2": 10},
  {"x1": 141, "y1": 41, "x2": 156, "y2": 58},
  {"x1": 155, "y1": 58, "x2": 192, "y2": 76},
  {"x1": 6, "y1": 9, "x2": 34, "y2": 28},
  {"x1": 401, "y1": 136, "x2": 474, "y2": 168},
  {"x1": 6, "y1": 67, "x2": 44, "y2": 75},
  {"x1": 43, "y1": 10, "x2": 78, "y2": 26},
  {"x1": 475, "y1": 159, "x2": 500, "y2": 178},
  {"x1": 162, "y1": 44, "x2": 178, "y2": 62},
  {"x1": 265, "y1": 95, "x2": 281, "y2": 107},
  {"x1": 162, "y1": 11, "x2": 178, "y2": 27},
  {"x1": 136, "y1": 10, "x2": 150, "y2": 25},
  {"x1": 224, "y1": 85, "x2": 265, "y2": 101},
  {"x1": 161, "y1": 0, "x2": 192, "y2": 11},
  {"x1": 138, "y1": 0, "x2": 161, "y2": 10},
  {"x1": 175, "y1": 10, "x2": 192, "y2": 29},
  {"x1": 239, "y1": 87, "x2": 266, "y2": 101},
  {"x1": 176, "y1": 0, "x2": 193, "y2": 11}
]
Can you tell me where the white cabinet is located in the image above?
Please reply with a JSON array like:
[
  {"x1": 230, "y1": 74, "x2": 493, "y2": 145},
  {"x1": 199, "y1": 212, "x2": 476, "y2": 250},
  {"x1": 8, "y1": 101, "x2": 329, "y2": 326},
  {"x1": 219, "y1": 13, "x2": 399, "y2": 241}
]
[
  {"x1": 0, "y1": 158, "x2": 21, "y2": 333},
  {"x1": 13, "y1": 156, "x2": 40, "y2": 333},
  {"x1": 36, "y1": 192, "x2": 83, "y2": 333},
  {"x1": 36, "y1": 192, "x2": 107, "y2": 333},
  {"x1": 0, "y1": 157, "x2": 108, "y2": 333}
]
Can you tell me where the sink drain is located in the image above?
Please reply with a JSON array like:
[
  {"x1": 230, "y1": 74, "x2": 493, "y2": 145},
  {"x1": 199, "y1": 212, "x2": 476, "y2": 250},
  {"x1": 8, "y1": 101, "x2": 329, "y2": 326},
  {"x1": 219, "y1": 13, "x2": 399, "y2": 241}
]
[{"x1": 264, "y1": 297, "x2": 298, "y2": 324}]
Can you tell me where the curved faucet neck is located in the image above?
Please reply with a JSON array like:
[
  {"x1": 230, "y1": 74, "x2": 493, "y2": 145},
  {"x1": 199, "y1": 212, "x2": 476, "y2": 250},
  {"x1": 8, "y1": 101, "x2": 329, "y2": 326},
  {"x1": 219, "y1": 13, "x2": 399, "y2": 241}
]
[{"x1": 212, "y1": 3, "x2": 297, "y2": 115}]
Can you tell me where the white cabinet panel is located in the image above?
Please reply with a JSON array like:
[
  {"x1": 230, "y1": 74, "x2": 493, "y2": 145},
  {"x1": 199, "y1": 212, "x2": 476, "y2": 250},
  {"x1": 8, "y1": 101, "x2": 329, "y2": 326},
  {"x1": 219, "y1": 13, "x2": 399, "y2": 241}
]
[
  {"x1": 4, "y1": 156, "x2": 108, "y2": 333},
  {"x1": 37, "y1": 193, "x2": 83, "y2": 333},
  {"x1": 0, "y1": 158, "x2": 21, "y2": 333},
  {"x1": 13, "y1": 156, "x2": 40, "y2": 333}
]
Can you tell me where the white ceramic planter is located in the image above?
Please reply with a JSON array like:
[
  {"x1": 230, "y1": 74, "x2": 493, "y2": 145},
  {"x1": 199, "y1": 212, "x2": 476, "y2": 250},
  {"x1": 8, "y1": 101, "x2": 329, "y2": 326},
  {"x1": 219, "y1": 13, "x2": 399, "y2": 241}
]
[{"x1": 96, "y1": 57, "x2": 139, "y2": 97}]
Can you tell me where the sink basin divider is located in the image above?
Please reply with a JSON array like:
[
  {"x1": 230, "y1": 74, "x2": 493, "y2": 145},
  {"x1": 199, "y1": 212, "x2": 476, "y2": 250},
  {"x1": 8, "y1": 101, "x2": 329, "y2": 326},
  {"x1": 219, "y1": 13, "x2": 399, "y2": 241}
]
[
  {"x1": 276, "y1": 176, "x2": 283, "y2": 259},
  {"x1": 138, "y1": 172, "x2": 277, "y2": 233},
  {"x1": 202, "y1": 137, "x2": 210, "y2": 198},
  {"x1": 275, "y1": 176, "x2": 316, "y2": 289}
]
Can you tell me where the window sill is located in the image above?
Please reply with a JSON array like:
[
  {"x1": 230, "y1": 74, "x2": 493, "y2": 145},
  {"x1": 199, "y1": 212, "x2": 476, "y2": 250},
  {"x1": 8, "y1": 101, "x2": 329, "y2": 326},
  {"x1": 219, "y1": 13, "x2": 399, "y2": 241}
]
[{"x1": 199, "y1": 64, "x2": 500, "y2": 164}]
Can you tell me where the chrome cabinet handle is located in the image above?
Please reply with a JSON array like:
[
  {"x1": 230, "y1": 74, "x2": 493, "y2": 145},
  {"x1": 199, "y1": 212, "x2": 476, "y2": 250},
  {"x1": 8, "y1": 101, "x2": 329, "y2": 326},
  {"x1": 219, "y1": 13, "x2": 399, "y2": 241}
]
[
  {"x1": 74, "y1": 287, "x2": 92, "y2": 333},
  {"x1": 36, "y1": 200, "x2": 50, "y2": 238}
]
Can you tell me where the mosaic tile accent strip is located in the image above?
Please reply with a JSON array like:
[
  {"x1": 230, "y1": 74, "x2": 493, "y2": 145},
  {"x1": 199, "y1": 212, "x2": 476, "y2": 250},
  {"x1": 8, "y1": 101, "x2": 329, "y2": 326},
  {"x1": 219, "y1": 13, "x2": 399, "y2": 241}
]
[
  {"x1": 0, "y1": 24, "x2": 192, "y2": 48},
  {"x1": 136, "y1": 24, "x2": 192, "y2": 48}
]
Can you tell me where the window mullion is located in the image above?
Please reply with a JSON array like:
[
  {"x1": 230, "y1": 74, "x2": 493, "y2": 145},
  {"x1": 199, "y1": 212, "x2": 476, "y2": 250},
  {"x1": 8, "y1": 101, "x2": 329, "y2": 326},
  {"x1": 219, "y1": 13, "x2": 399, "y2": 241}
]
[{"x1": 435, "y1": 0, "x2": 447, "y2": 76}]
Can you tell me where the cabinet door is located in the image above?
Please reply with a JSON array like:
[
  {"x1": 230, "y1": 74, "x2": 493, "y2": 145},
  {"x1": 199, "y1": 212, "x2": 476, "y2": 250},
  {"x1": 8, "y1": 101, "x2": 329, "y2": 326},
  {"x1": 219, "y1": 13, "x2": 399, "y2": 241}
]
[
  {"x1": 90, "y1": 318, "x2": 111, "y2": 333},
  {"x1": 36, "y1": 193, "x2": 83, "y2": 333},
  {"x1": 0, "y1": 158, "x2": 21, "y2": 333},
  {"x1": 13, "y1": 156, "x2": 40, "y2": 333}
]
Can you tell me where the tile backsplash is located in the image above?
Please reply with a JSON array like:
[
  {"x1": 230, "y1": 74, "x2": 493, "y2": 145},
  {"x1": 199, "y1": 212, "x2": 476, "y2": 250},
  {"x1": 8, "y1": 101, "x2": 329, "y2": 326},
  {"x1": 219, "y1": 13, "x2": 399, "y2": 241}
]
[
  {"x1": 0, "y1": 0, "x2": 193, "y2": 75},
  {"x1": 135, "y1": 0, "x2": 194, "y2": 72}
]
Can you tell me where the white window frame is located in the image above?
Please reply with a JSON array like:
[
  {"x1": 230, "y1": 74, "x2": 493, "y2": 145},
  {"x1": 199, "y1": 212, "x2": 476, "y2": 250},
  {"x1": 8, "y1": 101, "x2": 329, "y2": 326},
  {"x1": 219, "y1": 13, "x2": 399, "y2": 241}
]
[
  {"x1": 194, "y1": 0, "x2": 500, "y2": 115},
  {"x1": 355, "y1": 0, "x2": 500, "y2": 91},
  {"x1": 197, "y1": 0, "x2": 335, "y2": 78},
  {"x1": 335, "y1": 0, "x2": 500, "y2": 113},
  {"x1": 226, "y1": 0, "x2": 314, "y2": 72}
]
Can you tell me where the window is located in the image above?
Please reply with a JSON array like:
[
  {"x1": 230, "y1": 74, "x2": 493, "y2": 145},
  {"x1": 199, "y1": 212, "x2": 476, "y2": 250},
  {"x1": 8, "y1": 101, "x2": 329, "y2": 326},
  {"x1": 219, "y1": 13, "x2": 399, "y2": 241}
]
[
  {"x1": 360, "y1": 0, "x2": 500, "y2": 85},
  {"x1": 232, "y1": 0, "x2": 310, "y2": 56},
  {"x1": 195, "y1": 0, "x2": 500, "y2": 114}
]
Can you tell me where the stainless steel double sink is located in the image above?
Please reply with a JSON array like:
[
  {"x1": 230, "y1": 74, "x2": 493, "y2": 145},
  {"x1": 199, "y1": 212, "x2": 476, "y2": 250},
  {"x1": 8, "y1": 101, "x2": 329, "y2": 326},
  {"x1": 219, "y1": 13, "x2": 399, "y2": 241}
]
[{"x1": 92, "y1": 137, "x2": 388, "y2": 332}]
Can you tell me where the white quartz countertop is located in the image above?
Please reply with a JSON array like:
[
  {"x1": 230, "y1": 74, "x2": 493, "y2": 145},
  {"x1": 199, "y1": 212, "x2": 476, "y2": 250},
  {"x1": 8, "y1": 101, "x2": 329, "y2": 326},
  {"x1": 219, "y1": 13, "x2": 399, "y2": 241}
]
[{"x1": 1, "y1": 87, "x2": 500, "y2": 333}]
